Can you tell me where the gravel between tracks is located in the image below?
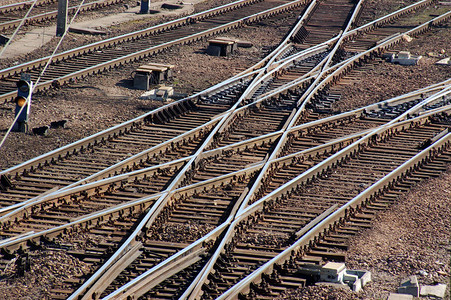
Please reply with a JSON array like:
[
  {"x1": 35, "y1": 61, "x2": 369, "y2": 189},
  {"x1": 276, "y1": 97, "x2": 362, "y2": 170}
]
[
  {"x1": 280, "y1": 167, "x2": 451, "y2": 300},
  {"x1": 0, "y1": 1, "x2": 449, "y2": 299},
  {"x1": 0, "y1": 0, "x2": 292, "y2": 170},
  {"x1": 333, "y1": 27, "x2": 451, "y2": 113},
  {"x1": 0, "y1": 250, "x2": 91, "y2": 300}
]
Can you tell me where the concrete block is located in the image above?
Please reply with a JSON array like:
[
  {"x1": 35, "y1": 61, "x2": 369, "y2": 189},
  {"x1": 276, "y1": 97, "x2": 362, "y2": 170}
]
[
  {"x1": 420, "y1": 283, "x2": 447, "y2": 298},
  {"x1": 436, "y1": 57, "x2": 451, "y2": 65},
  {"x1": 389, "y1": 51, "x2": 422, "y2": 66},
  {"x1": 387, "y1": 293, "x2": 413, "y2": 300},
  {"x1": 398, "y1": 275, "x2": 419, "y2": 297},
  {"x1": 134, "y1": 73, "x2": 150, "y2": 90},
  {"x1": 207, "y1": 39, "x2": 235, "y2": 56},
  {"x1": 320, "y1": 262, "x2": 346, "y2": 282},
  {"x1": 207, "y1": 45, "x2": 221, "y2": 56},
  {"x1": 346, "y1": 269, "x2": 371, "y2": 292}
]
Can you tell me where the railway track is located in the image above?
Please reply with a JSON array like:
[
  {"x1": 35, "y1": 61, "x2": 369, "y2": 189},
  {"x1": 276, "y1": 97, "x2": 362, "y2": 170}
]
[
  {"x1": 99, "y1": 101, "x2": 451, "y2": 300},
  {"x1": 0, "y1": 0, "x2": 126, "y2": 33},
  {"x1": 0, "y1": 0, "x2": 449, "y2": 298},
  {"x1": 0, "y1": 0, "x2": 310, "y2": 102},
  {"x1": 0, "y1": 79, "x2": 253, "y2": 208},
  {"x1": 84, "y1": 5, "x2": 450, "y2": 298},
  {"x1": 1, "y1": 80, "x2": 446, "y2": 248},
  {"x1": 0, "y1": 0, "x2": 446, "y2": 104},
  {"x1": 0, "y1": 89, "x2": 443, "y2": 299}
]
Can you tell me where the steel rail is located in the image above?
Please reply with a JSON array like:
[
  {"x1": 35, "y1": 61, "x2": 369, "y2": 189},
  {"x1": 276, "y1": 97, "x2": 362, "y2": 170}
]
[
  {"x1": 0, "y1": 0, "x2": 309, "y2": 102},
  {"x1": 4, "y1": 80, "x2": 432, "y2": 230},
  {"x1": 240, "y1": 94, "x2": 451, "y2": 219},
  {"x1": 0, "y1": 192, "x2": 161, "y2": 254},
  {"x1": 183, "y1": 110, "x2": 449, "y2": 299},
  {"x1": 181, "y1": 2, "x2": 448, "y2": 296},
  {"x1": 211, "y1": 101, "x2": 451, "y2": 298},
  {"x1": 0, "y1": 2, "x2": 444, "y2": 300},
  {"x1": 65, "y1": 26, "x2": 283, "y2": 295},
  {"x1": 0, "y1": 0, "x2": 260, "y2": 75},
  {"x1": 231, "y1": 0, "x2": 432, "y2": 78},
  {"x1": 0, "y1": 161, "x2": 264, "y2": 254},
  {"x1": 100, "y1": 219, "x2": 231, "y2": 300},
  {"x1": 69, "y1": 118, "x2": 220, "y2": 185},
  {"x1": 218, "y1": 131, "x2": 451, "y2": 299},
  {"x1": 0, "y1": 82, "x2": 437, "y2": 295},
  {"x1": 80, "y1": 48, "x2": 339, "y2": 186},
  {"x1": 0, "y1": 0, "x2": 123, "y2": 33},
  {"x1": 0, "y1": 123, "x2": 286, "y2": 227},
  {"x1": 298, "y1": 10, "x2": 451, "y2": 110},
  {"x1": 0, "y1": 0, "x2": 435, "y2": 103},
  {"x1": 0, "y1": 157, "x2": 187, "y2": 225},
  {"x1": 90, "y1": 128, "x2": 374, "y2": 300},
  {"x1": 345, "y1": 0, "x2": 436, "y2": 38},
  {"x1": 322, "y1": 0, "x2": 364, "y2": 69},
  {"x1": 1, "y1": 0, "x2": 442, "y2": 237},
  {"x1": 70, "y1": 20, "x2": 333, "y2": 294},
  {"x1": 238, "y1": 0, "x2": 364, "y2": 218},
  {"x1": 0, "y1": 70, "x2": 255, "y2": 178},
  {"x1": 288, "y1": 80, "x2": 451, "y2": 133},
  {"x1": 0, "y1": 75, "x2": 258, "y2": 218},
  {"x1": 1, "y1": 87, "x2": 395, "y2": 228},
  {"x1": 237, "y1": 47, "x2": 330, "y2": 102},
  {"x1": 213, "y1": 48, "x2": 330, "y2": 136},
  {"x1": 234, "y1": 0, "x2": 319, "y2": 83},
  {"x1": 0, "y1": 99, "x2": 194, "y2": 177},
  {"x1": 247, "y1": 0, "x2": 443, "y2": 98},
  {"x1": 0, "y1": 0, "x2": 54, "y2": 14},
  {"x1": 0, "y1": 1, "x2": 444, "y2": 296},
  {"x1": 174, "y1": 1, "x2": 366, "y2": 297},
  {"x1": 0, "y1": 75, "x2": 254, "y2": 213},
  {"x1": 46, "y1": 7, "x2": 451, "y2": 298},
  {"x1": 0, "y1": 35, "x2": 335, "y2": 215}
]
